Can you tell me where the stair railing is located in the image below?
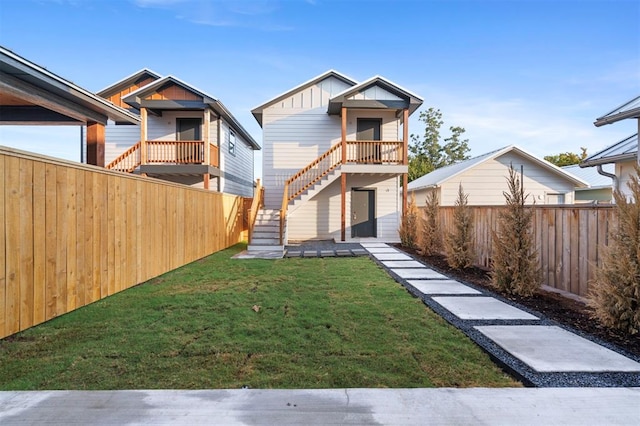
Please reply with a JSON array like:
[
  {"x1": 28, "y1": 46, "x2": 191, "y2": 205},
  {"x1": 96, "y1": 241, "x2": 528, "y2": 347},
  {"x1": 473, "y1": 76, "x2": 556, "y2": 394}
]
[
  {"x1": 248, "y1": 179, "x2": 263, "y2": 243},
  {"x1": 105, "y1": 141, "x2": 141, "y2": 172}
]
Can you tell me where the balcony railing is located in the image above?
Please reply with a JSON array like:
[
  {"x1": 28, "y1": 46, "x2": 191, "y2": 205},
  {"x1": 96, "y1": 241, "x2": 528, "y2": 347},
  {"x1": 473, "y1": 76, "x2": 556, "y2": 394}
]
[
  {"x1": 345, "y1": 140, "x2": 404, "y2": 164},
  {"x1": 106, "y1": 140, "x2": 220, "y2": 172}
]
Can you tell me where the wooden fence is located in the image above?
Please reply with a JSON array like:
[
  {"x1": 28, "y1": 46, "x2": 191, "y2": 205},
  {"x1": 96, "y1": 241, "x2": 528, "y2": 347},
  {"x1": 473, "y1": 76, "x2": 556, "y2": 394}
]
[
  {"x1": 435, "y1": 205, "x2": 617, "y2": 297},
  {"x1": 1, "y1": 146, "x2": 245, "y2": 339}
]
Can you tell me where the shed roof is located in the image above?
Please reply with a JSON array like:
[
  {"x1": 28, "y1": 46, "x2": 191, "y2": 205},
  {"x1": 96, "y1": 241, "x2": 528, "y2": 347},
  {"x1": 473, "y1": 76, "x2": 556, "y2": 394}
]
[
  {"x1": 251, "y1": 69, "x2": 358, "y2": 126},
  {"x1": 594, "y1": 95, "x2": 640, "y2": 127},
  {"x1": 0, "y1": 45, "x2": 139, "y2": 125},
  {"x1": 407, "y1": 145, "x2": 588, "y2": 191},
  {"x1": 580, "y1": 133, "x2": 638, "y2": 167},
  {"x1": 121, "y1": 75, "x2": 260, "y2": 150}
]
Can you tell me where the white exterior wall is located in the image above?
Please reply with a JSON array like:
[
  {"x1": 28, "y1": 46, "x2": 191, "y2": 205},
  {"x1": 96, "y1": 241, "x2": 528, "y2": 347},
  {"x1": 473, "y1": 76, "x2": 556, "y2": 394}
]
[
  {"x1": 261, "y1": 76, "x2": 353, "y2": 208},
  {"x1": 412, "y1": 152, "x2": 577, "y2": 206},
  {"x1": 104, "y1": 120, "x2": 140, "y2": 165},
  {"x1": 287, "y1": 174, "x2": 401, "y2": 242},
  {"x1": 617, "y1": 160, "x2": 638, "y2": 201},
  {"x1": 219, "y1": 119, "x2": 255, "y2": 197}
]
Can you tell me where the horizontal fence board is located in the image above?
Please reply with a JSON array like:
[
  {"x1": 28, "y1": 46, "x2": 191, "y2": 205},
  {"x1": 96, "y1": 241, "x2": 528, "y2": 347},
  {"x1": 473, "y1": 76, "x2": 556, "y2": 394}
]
[
  {"x1": 432, "y1": 205, "x2": 617, "y2": 297},
  {"x1": 1, "y1": 147, "x2": 246, "y2": 339}
]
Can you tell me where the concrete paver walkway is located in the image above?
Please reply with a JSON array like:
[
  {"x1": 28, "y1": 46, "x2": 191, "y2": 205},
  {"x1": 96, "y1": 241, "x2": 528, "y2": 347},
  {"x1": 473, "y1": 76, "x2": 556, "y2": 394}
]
[
  {"x1": 361, "y1": 243, "x2": 640, "y2": 387},
  {"x1": 2, "y1": 388, "x2": 639, "y2": 425}
]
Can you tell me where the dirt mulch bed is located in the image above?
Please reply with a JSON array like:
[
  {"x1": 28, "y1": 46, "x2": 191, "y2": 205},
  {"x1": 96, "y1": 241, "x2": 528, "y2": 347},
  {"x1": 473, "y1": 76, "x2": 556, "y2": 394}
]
[{"x1": 395, "y1": 245, "x2": 640, "y2": 359}]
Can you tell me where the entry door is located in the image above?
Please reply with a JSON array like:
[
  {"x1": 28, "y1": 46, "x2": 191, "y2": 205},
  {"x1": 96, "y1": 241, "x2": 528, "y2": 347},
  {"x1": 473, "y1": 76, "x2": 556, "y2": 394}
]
[
  {"x1": 356, "y1": 119, "x2": 381, "y2": 163},
  {"x1": 352, "y1": 189, "x2": 376, "y2": 238},
  {"x1": 176, "y1": 118, "x2": 202, "y2": 162}
]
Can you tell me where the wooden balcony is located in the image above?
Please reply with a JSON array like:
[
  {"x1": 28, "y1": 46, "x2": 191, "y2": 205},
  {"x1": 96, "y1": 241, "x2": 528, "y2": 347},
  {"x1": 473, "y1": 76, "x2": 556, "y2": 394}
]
[
  {"x1": 146, "y1": 140, "x2": 219, "y2": 168},
  {"x1": 345, "y1": 140, "x2": 404, "y2": 164}
]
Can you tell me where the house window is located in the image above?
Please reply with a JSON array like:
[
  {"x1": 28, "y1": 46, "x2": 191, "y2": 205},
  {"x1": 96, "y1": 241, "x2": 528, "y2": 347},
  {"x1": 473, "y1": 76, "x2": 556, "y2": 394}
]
[{"x1": 229, "y1": 131, "x2": 236, "y2": 156}]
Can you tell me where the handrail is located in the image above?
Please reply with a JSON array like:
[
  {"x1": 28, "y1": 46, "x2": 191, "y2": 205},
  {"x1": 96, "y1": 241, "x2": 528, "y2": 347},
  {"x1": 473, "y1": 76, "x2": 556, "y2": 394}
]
[
  {"x1": 147, "y1": 140, "x2": 204, "y2": 164},
  {"x1": 284, "y1": 143, "x2": 342, "y2": 203},
  {"x1": 345, "y1": 140, "x2": 404, "y2": 164},
  {"x1": 248, "y1": 179, "x2": 263, "y2": 243},
  {"x1": 280, "y1": 182, "x2": 289, "y2": 245},
  {"x1": 105, "y1": 141, "x2": 141, "y2": 172}
]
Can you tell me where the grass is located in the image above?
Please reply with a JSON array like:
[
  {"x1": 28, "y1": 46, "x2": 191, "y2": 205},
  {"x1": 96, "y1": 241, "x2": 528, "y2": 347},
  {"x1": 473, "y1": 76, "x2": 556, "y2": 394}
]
[{"x1": 0, "y1": 244, "x2": 520, "y2": 389}]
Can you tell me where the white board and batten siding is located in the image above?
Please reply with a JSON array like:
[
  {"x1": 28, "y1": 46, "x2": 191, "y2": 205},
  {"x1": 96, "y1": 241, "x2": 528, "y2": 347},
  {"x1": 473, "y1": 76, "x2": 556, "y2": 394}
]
[
  {"x1": 617, "y1": 160, "x2": 638, "y2": 201},
  {"x1": 412, "y1": 151, "x2": 577, "y2": 206},
  {"x1": 287, "y1": 174, "x2": 401, "y2": 242}
]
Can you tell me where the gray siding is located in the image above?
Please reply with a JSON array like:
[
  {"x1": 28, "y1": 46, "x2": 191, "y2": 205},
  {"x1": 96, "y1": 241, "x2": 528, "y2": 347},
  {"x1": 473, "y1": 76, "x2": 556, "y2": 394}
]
[
  {"x1": 104, "y1": 120, "x2": 140, "y2": 165},
  {"x1": 219, "y1": 119, "x2": 255, "y2": 197}
]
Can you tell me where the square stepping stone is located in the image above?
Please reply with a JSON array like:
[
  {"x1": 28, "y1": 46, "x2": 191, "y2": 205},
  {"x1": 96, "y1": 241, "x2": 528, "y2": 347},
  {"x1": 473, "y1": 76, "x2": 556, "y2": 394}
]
[
  {"x1": 432, "y1": 296, "x2": 538, "y2": 320},
  {"x1": 360, "y1": 243, "x2": 389, "y2": 248},
  {"x1": 286, "y1": 251, "x2": 301, "y2": 258},
  {"x1": 391, "y1": 268, "x2": 447, "y2": 280},
  {"x1": 371, "y1": 253, "x2": 412, "y2": 261},
  {"x1": 475, "y1": 325, "x2": 640, "y2": 372},
  {"x1": 303, "y1": 251, "x2": 318, "y2": 257},
  {"x1": 336, "y1": 250, "x2": 352, "y2": 256},
  {"x1": 408, "y1": 280, "x2": 481, "y2": 295},
  {"x1": 320, "y1": 250, "x2": 335, "y2": 257},
  {"x1": 364, "y1": 247, "x2": 399, "y2": 254},
  {"x1": 351, "y1": 249, "x2": 368, "y2": 256},
  {"x1": 381, "y1": 260, "x2": 424, "y2": 268}
]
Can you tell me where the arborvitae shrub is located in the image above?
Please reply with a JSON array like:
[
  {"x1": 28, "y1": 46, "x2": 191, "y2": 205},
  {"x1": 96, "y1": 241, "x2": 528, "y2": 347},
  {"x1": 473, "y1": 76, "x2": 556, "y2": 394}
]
[
  {"x1": 421, "y1": 190, "x2": 442, "y2": 255},
  {"x1": 491, "y1": 165, "x2": 540, "y2": 296},
  {"x1": 588, "y1": 165, "x2": 640, "y2": 335},
  {"x1": 399, "y1": 193, "x2": 419, "y2": 249},
  {"x1": 444, "y1": 184, "x2": 474, "y2": 269}
]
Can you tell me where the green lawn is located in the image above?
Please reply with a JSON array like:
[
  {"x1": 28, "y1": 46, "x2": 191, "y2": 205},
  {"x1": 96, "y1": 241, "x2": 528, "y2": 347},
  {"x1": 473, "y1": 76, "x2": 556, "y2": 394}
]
[{"x1": 0, "y1": 244, "x2": 519, "y2": 389}]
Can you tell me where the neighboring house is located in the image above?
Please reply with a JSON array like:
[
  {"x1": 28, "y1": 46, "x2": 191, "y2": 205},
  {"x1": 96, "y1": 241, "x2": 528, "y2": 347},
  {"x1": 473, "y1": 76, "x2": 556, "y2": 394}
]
[
  {"x1": 97, "y1": 70, "x2": 260, "y2": 197},
  {"x1": 562, "y1": 164, "x2": 613, "y2": 203},
  {"x1": 407, "y1": 145, "x2": 588, "y2": 206},
  {"x1": 250, "y1": 70, "x2": 423, "y2": 245},
  {"x1": 0, "y1": 46, "x2": 139, "y2": 165},
  {"x1": 581, "y1": 95, "x2": 640, "y2": 200}
]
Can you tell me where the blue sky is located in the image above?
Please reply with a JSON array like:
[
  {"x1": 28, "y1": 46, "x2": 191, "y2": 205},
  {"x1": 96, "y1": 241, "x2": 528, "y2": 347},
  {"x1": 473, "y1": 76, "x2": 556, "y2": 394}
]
[{"x1": 0, "y1": 0, "x2": 638, "y2": 177}]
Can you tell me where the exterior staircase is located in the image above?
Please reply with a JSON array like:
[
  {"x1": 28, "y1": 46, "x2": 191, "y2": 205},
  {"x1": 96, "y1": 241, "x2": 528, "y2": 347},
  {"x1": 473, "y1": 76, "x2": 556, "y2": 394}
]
[
  {"x1": 288, "y1": 167, "x2": 341, "y2": 213},
  {"x1": 247, "y1": 209, "x2": 285, "y2": 253}
]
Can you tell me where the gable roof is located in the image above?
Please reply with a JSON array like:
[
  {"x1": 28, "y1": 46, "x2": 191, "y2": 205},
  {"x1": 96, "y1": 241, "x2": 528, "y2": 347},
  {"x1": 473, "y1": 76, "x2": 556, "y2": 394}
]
[
  {"x1": 96, "y1": 68, "x2": 162, "y2": 98},
  {"x1": 119, "y1": 75, "x2": 260, "y2": 150},
  {"x1": 594, "y1": 95, "x2": 640, "y2": 127},
  {"x1": 561, "y1": 164, "x2": 614, "y2": 188},
  {"x1": 327, "y1": 75, "x2": 423, "y2": 115},
  {"x1": 0, "y1": 45, "x2": 139, "y2": 125},
  {"x1": 250, "y1": 69, "x2": 358, "y2": 126},
  {"x1": 407, "y1": 145, "x2": 588, "y2": 191},
  {"x1": 580, "y1": 133, "x2": 638, "y2": 167}
]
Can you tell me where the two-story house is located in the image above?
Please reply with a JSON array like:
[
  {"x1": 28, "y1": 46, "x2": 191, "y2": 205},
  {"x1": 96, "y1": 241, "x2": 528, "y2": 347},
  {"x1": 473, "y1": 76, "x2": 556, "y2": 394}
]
[
  {"x1": 249, "y1": 70, "x2": 423, "y2": 251},
  {"x1": 97, "y1": 69, "x2": 260, "y2": 197}
]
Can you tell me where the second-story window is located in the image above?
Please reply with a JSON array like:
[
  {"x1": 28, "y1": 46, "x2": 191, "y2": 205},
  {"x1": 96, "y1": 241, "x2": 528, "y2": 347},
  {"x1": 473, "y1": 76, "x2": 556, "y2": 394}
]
[{"x1": 229, "y1": 130, "x2": 236, "y2": 156}]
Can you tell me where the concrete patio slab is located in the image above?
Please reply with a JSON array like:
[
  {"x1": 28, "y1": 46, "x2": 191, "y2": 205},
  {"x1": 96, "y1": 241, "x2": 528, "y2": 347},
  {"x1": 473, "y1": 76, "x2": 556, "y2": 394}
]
[
  {"x1": 363, "y1": 247, "x2": 399, "y2": 254},
  {"x1": 381, "y1": 260, "x2": 424, "y2": 268},
  {"x1": 370, "y1": 252, "x2": 412, "y2": 261},
  {"x1": 391, "y1": 268, "x2": 448, "y2": 280},
  {"x1": 408, "y1": 279, "x2": 482, "y2": 295},
  {"x1": 476, "y1": 325, "x2": 640, "y2": 373},
  {"x1": 432, "y1": 297, "x2": 539, "y2": 320},
  {"x1": 359, "y1": 243, "x2": 389, "y2": 248},
  {"x1": 1, "y1": 388, "x2": 639, "y2": 425}
]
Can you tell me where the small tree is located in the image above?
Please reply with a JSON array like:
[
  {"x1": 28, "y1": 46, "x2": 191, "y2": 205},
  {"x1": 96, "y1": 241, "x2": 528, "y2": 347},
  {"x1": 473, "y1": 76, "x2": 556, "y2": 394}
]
[
  {"x1": 444, "y1": 184, "x2": 474, "y2": 269},
  {"x1": 588, "y1": 165, "x2": 640, "y2": 334},
  {"x1": 421, "y1": 190, "x2": 442, "y2": 255},
  {"x1": 399, "y1": 193, "x2": 419, "y2": 249},
  {"x1": 491, "y1": 165, "x2": 540, "y2": 296}
]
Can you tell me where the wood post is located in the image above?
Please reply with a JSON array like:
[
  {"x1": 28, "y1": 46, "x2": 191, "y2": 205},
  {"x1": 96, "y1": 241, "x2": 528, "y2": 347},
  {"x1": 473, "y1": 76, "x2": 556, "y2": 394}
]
[
  {"x1": 203, "y1": 174, "x2": 210, "y2": 190},
  {"x1": 86, "y1": 122, "x2": 105, "y2": 167},
  {"x1": 402, "y1": 108, "x2": 409, "y2": 216},
  {"x1": 204, "y1": 108, "x2": 211, "y2": 165},
  {"x1": 341, "y1": 173, "x2": 346, "y2": 241},
  {"x1": 140, "y1": 107, "x2": 148, "y2": 165},
  {"x1": 341, "y1": 107, "x2": 347, "y2": 164}
]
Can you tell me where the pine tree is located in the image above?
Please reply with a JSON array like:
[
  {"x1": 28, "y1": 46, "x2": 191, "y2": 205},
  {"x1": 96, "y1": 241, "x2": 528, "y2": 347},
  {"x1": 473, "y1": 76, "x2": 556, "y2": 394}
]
[
  {"x1": 491, "y1": 165, "x2": 540, "y2": 296},
  {"x1": 444, "y1": 184, "x2": 474, "y2": 269},
  {"x1": 588, "y1": 165, "x2": 640, "y2": 334},
  {"x1": 421, "y1": 190, "x2": 442, "y2": 255}
]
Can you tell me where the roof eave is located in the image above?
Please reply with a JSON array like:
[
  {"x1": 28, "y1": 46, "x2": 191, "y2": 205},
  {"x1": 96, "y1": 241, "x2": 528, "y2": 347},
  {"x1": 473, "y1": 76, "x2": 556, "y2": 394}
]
[
  {"x1": 594, "y1": 108, "x2": 640, "y2": 127},
  {"x1": 580, "y1": 153, "x2": 637, "y2": 168}
]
